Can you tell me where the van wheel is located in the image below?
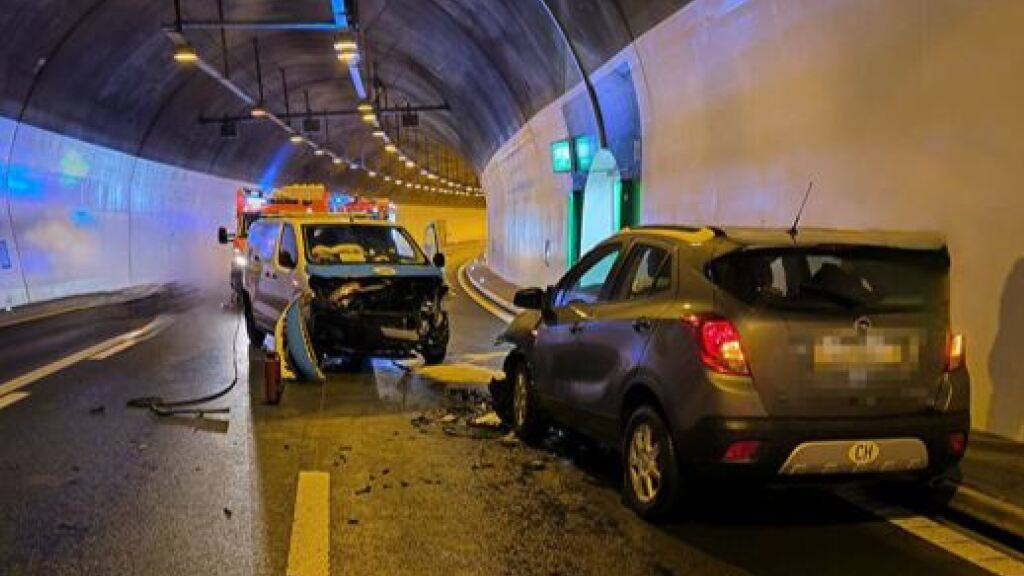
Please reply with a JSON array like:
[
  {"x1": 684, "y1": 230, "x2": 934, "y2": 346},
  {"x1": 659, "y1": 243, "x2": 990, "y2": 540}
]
[
  {"x1": 242, "y1": 294, "x2": 267, "y2": 346},
  {"x1": 622, "y1": 405, "x2": 680, "y2": 520},
  {"x1": 509, "y1": 360, "x2": 546, "y2": 444}
]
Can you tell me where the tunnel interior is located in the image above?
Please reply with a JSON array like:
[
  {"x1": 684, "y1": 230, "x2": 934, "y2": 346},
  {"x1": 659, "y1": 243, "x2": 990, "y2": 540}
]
[{"x1": 0, "y1": 0, "x2": 689, "y2": 194}]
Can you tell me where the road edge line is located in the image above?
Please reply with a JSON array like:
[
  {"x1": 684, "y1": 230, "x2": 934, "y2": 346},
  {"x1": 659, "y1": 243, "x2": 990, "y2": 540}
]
[
  {"x1": 943, "y1": 481, "x2": 1024, "y2": 543},
  {"x1": 839, "y1": 486, "x2": 1024, "y2": 575},
  {"x1": 0, "y1": 315, "x2": 172, "y2": 398}
]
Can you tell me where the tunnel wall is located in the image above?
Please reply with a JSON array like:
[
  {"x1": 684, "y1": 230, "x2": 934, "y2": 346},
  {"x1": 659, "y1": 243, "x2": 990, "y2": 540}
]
[
  {"x1": 394, "y1": 204, "x2": 487, "y2": 249},
  {"x1": 0, "y1": 116, "x2": 241, "y2": 308},
  {"x1": 482, "y1": 0, "x2": 1024, "y2": 437}
]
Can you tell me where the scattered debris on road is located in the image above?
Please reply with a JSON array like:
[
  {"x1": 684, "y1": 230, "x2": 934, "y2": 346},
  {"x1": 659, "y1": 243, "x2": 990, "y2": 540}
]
[
  {"x1": 469, "y1": 411, "x2": 502, "y2": 428},
  {"x1": 88, "y1": 405, "x2": 105, "y2": 415}
]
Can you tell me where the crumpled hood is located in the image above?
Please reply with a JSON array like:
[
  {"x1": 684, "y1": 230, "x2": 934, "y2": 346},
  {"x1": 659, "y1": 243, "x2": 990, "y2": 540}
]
[{"x1": 305, "y1": 263, "x2": 443, "y2": 280}]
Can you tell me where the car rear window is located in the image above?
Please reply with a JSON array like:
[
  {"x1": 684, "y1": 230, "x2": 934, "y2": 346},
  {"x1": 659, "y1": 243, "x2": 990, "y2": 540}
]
[{"x1": 706, "y1": 246, "x2": 949, "y2": 312}]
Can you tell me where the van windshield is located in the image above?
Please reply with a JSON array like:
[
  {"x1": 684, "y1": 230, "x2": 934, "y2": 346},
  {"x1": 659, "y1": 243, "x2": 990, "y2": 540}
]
[
  {"x1": 706, "y1": 246, "x2": 948, "y2": 312},
  {"x1": 303, "y1": 224, "x2": 426, "y2": 265}
]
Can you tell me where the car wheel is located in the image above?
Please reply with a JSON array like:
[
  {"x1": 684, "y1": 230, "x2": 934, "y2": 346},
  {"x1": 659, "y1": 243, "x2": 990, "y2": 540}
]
[
  {"x1": 509, "y1": 360, "x2": 546, "y2": 444},
  {"x1": 242, "y1": 294, "x2": 267, "y2": 346},
  {"x1": 622, "y1": 405, "x2": 680, "y2": 520}
]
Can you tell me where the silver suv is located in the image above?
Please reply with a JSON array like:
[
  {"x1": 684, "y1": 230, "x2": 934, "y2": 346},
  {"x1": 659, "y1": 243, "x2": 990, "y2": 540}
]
[{"x1": 493, "y1": 226, "x2": 969, "y2": 519}]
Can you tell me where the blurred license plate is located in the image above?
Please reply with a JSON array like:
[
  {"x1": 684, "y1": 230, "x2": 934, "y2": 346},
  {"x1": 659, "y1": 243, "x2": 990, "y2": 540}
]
[{"x1": 814, "y1": 342, "x2": 903, "y2": 366}]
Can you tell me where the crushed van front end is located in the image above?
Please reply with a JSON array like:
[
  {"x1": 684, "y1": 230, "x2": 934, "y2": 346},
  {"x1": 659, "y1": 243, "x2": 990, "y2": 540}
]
[{"x1": 307, "y1": 271, "x2": 449, "y2": 360}]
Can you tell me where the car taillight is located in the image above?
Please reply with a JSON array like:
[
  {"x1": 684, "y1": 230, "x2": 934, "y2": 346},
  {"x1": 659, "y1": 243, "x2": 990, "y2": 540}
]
[
  {"x1": 945, "y1": 332, "x2": 965, "y2": 373},
  {"x1": 685, "y1": 316, "x2": 751, "y2": 376}
]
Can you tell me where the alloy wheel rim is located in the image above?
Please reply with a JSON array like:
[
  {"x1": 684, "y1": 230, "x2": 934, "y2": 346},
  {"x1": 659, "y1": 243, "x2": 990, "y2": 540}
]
[
  {"x1": 513, "y1": 371, "x2": 528, "y2": 427},
  {"x1": 628, "y1": 422, "x2": 662, "y2": 504}
]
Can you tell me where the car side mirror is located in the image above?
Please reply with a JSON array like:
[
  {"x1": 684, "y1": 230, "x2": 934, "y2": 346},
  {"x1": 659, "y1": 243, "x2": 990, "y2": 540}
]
[
  {"x1": 432, "y1": 252, "x2": 446, "y2": 268},
  {"x1": 217, "y1": 226, "x2": 231, "y2": 245},
  {"x1": 513, "y1": 287, "x2": 545, "y2": 310},
  {"x1": 279, "y1": 252, "x2": 296, "y2": 269}
]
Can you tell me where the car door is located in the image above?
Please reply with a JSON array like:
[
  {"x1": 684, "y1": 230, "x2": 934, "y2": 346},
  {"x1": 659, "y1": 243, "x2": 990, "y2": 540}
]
[
  {"x1": 248, "y1": 221, "x2": 281, "y2": 327},
  {"x1": 568, "y1": 240, "x2": 675, "y2": 440},
  {"x1": 532, "y1": 242, "x2": 626, "y2": 420},
  {"x1": 265, "y1": 222, "x2": 302, "y2": 317}
]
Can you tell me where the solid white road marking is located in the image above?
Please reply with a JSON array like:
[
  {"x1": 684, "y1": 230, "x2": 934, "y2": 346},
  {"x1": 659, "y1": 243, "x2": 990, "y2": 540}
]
[
  {"x1": 456, "y1": 262, "x2": 514, "y2": 324},
  {"x1": 839, "y1": 487, "x2": 1024, "y2": 575},
  {"x1": 0, "y1": 315, "x2": 173, "y2": 399},
  {"x1": 286, "y1": 471, "x2": 330, "y2": 576},
  {"x1": 0, "y1": 391, "x2": 29, "y2": 411},
  {"x1": 89, "y1": 315, "x2": 173, "y2": 360}
]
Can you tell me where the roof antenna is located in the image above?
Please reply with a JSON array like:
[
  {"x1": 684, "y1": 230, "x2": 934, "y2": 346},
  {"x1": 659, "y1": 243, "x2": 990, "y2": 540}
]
[{"x1": 788, "y1": 180, "x2": 813, "y2": 239}]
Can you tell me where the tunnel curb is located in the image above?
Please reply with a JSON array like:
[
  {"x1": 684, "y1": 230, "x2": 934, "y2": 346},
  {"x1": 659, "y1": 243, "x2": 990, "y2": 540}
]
[
  {"x1": 941, "y1": 480, "x2": 1024, "y2": 542},
  {"x1": 0, "y1": 284, "x2": 167, "y2": 329},
  {"x1": 460, "y1": 258, "x2": 522, "y2": 318}
]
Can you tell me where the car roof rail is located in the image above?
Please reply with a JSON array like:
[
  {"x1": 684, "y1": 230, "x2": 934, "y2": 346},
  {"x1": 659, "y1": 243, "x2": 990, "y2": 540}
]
[{"x1": 626, "y1": 225, "x2": 726, "y2": 237}]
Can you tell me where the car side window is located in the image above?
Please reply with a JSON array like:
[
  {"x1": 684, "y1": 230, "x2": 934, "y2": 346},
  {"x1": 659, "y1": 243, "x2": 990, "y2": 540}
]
[
  {"x1": 556, "y1": 244, "x2": 623, "y2": 307},
  {"x1": 615, "y1": 244, "x2": 672, "y2": 300},
  {"x1": 278, "y1": 224, "x2": 298, "y2": 269}
]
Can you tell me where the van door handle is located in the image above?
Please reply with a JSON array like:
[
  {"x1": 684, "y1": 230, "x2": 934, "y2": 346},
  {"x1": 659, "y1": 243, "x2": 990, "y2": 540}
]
[{"x1": 633, "y1": 317, "x2": 653, "y2": 333}]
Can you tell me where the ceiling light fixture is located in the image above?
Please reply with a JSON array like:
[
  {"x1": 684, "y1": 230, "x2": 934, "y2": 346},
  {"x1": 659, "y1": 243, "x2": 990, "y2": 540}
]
[{"x1": 173, "y1": 42, "x2": 199, "y2": 64}]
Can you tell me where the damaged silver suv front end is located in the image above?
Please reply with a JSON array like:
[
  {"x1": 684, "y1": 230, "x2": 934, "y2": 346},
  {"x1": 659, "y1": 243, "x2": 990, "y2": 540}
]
[{"x1": 306, "y1": 267, "x2": 449, "y2": 362}]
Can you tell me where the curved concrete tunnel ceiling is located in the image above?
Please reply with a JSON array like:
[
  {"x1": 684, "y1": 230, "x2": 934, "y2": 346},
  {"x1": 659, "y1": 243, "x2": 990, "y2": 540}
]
[{"x1": 0, "y1": 0, "x2": 694, "y2": 205}]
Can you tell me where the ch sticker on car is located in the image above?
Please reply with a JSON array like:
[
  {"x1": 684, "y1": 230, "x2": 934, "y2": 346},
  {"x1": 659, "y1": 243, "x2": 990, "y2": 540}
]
[{"x1": 847, "y1": 440, "x2": 881, "y2": 466}]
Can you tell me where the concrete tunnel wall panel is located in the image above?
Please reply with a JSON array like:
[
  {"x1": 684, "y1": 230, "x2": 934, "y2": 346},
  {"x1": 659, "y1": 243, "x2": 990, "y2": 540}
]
[
  {"x1": 0, "y1": 116, "x2": 243, "y2": 307},
  {"x1": 481, "y1": 0, "x2": 1024, "y2": 437}
]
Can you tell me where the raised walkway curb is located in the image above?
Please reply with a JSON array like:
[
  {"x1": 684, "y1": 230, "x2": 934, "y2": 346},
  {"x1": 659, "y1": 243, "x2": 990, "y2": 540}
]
[
  {"x1": 460, "y1": 254, "x2": 1024, "y2": 544},
  {"x1": 0, "y1": 284, "x2": 169, "y2": 330}
]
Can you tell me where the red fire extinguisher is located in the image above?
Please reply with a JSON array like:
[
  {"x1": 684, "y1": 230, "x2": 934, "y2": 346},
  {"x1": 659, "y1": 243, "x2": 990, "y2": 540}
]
[{"x1": 264, "y1": 351, "x2": 282, "y2": 405}]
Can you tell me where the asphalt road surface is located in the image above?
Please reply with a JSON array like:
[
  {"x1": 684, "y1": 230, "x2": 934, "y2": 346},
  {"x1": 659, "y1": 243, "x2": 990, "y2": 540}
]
[{"x1": 0, "y1": 243, "x2": 1019, "y2": 575}]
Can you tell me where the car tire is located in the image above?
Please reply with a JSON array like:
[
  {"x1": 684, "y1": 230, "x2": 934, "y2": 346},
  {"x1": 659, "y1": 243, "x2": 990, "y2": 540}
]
[
  {"x1": 621, "y1": 405, "x2": 681, "y2": 521},
  {"x1": 509, "y1": 360, "x2": 546, "y2": 444},
  {"x1": 242, "y1": 294, "x2": 267, "y2": 347}
]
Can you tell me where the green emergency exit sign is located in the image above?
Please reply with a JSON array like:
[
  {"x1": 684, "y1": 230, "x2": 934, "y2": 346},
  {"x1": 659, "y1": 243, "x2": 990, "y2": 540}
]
[
  {"x1": 574, "y1": 135, "x2": 594, "y2": 172},
  {"x1": 551, "y1": 139, "x2": 573, "y2": 173}
]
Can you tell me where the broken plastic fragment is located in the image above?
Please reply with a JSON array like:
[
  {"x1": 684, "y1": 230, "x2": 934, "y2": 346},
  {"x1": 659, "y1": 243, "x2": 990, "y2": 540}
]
[{"x1": 284, "y1": 295, "x2": 324, "y2": 382}]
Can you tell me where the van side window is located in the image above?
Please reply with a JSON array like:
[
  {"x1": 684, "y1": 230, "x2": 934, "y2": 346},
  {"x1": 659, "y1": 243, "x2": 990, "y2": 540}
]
[
  {"x1": 256, "y1": 223, "x2": 280, "y2": 262},
  {"x1": 278, "y1": 224, "x2": 298, "y2": 268},
  {"x1": 246, "y1": 225, "x2": 264, "y2": 258}
]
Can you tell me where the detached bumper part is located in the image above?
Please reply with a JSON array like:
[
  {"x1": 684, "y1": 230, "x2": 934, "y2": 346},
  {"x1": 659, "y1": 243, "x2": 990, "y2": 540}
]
[{"x1": 284, "y1": 297, "x2": 325, "y2": 382}]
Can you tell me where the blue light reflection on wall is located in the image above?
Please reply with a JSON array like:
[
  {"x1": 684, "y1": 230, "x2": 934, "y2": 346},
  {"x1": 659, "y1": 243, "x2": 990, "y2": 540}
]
[{"x1": 259, "y1": 142, "x2": 296, "y2": 190}]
